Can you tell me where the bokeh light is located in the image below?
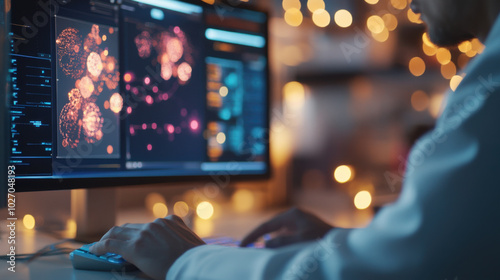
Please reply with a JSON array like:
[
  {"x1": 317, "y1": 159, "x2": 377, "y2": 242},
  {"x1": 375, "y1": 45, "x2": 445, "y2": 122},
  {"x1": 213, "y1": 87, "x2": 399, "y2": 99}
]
[
  {"x1": 307, "y1": 0, "x2": 325, "y2": 12},
  {"x1": 196, "y1": 201, "x2": 214, "y2": 220},
  {"x1": 284, "y1": 8, "x2": 303, "y2": 27},
  {"x1": 313, "y1": 9, "x2": 331, "y2": 28},
  {"x1": 334, "y1": 9, "x2": 353, "y2": 28},
  {"x1": 219, "y1": 86, "x2": 229, "y2": 97},
  {"x1": 409, "y1": 57, "x2": 426, "y2": 77},
  {"x1": 382, "y1": 13, "x2": 398, "y2": 31},
  {"x1": 450, "y1": 75, "x2": 464, "y2": 92},
  {"x1": 354, "y1": 191, "x2": 372, "y2": 210},
  {"x1": 232, "y1": 189, "x2": 255, "y2": 212},
  {"x1": 152, "y1": 203, "x2": 168, "y2": 218},
  {"x1": 407, "y1": 9, "x2": 423, "y2": 24},
  {"x1": 436, "y1": 48, "x2": 452, "y2": 65},
  {"x1": 283, "y1": 81, "x2": 305, "y2": 109},
  {"x1": 145, "y1": 192, "x2": 166, "y2": 211},
  {"x1": 23, "y1": 214, "x2": 36, "y2": 230},
  {"x1": 367, "y1": 15, "x2": 385, "y2": 34},
  {"x1": 441, "y1": 62, "x2": 457, "y2": 80},
  {"x1": 334, "y1": 165, "x2": 353, "y2": 183},
  {"x1": 282, "y1": 0, "x2": 301, "y2": 10},
  {"x1": 173, "y1": 201, "x2": 190, "y2": 218},
  {"x1": 216, "y1": 132, "x2": 226, "y2": 144},
  {"x1": 390, "y1": 0, "x2": 407, "y2": 10}
]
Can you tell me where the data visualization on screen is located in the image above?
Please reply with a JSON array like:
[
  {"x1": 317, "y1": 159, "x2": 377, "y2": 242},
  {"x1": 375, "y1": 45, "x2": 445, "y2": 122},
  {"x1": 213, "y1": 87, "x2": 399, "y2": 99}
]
[
  {"x1": 55, "y1": 17, "x2": 121, "y2": 159},
  {"x1": 8, "y1": 0, "x2": 269, "y2": 191}
]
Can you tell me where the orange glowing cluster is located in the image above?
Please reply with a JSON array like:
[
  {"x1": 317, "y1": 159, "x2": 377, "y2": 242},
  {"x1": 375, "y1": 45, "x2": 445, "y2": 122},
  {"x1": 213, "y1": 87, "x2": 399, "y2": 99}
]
[{"x1": 57, "y1": 23, "x2": 120, "y2": 150}]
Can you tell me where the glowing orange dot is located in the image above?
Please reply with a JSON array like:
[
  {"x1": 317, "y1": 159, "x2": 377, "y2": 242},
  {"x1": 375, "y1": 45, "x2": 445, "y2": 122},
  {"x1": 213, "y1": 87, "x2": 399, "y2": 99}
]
[
  {"x1": 107, "y1": 145, "x2": 113, "y2": 154},
  {"x1": 124, "y1": 73, "x2": 133, "y2": 83},
  {"x1": 109, "y1": 27, "x2": 114, "y2": 34},
  {"x1": 409, "y1": 57, "x2": 426, "y2": 77},
  {"x1": 104, "y1": 100, "x2": 110, "y2": 109},
  {"x1": 110, "y1": 93, "x2": 123, "y2": 114}
]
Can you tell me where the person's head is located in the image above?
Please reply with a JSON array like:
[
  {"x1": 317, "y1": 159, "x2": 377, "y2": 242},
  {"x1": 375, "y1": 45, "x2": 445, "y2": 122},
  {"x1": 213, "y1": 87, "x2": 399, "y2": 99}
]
[{"x1": 411, "y1": 0, "x2": 500, "y2": 46}]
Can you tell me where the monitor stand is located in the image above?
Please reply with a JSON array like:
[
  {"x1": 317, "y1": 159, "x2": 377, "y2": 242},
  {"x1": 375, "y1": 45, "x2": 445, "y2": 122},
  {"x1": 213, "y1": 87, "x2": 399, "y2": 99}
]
[{"x1": 71, "y1": 188, "x2": 117, "y2": 243}]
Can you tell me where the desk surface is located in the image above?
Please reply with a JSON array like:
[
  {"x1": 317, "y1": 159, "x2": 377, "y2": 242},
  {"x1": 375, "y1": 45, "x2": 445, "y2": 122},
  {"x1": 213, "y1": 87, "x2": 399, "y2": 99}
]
[
  {"x1": 0, "y1": 207, "x2": 280, "y2": 280},
  {"x1": 0, "y1": 190, "x2": 373, "y2": 280}
]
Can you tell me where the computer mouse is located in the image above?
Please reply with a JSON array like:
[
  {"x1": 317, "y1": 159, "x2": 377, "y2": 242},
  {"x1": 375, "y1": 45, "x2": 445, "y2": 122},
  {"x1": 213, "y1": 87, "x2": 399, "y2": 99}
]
[{"x1": 70, "y1": 242, "x2": 138, "y2": 272}]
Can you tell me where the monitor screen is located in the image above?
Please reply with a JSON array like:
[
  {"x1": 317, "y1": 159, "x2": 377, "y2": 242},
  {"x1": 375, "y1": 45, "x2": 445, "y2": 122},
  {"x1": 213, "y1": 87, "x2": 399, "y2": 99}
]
[{"x1": 8, "y1": 0, "x2": 269, "y2": 192}]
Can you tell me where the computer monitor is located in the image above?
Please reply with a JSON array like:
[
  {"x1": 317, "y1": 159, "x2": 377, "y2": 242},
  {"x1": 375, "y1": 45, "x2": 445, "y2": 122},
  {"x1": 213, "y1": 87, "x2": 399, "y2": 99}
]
[{"x1": 8, "y1": 0, "x2": 270, "y2": 193}]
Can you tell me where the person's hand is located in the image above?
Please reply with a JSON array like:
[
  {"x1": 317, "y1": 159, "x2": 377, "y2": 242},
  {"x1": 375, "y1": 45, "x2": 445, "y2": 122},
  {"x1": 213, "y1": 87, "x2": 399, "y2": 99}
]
[
  {"x1": 89, "y1": 216, "x2": 205, "y2": 280},
  {"x1": 240, "y1": 207, "x2": 333, "y2": 248}
]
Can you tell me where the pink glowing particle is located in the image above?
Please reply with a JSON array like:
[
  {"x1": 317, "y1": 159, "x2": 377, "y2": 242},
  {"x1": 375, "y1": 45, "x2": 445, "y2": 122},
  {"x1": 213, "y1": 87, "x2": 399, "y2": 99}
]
[
  {"x1": 190, "y1": 120, "x2": 199, "y2": 130},
  {"x1": 152, "y1": 86, "x2": 159, "y2": 93},
  {"x1": 126, "y1": 84, "x2": 131, "y2": 91},
  {"x1": 130, "y1": 126, "x2": 135, "y2": 135},
  {"x1": 87, "y1": 52, "x2": 103, "y2": 77},
  {"x1": 174, "y1": 26, "x2": 180, "y2": 34},
  {"x1": 162, "y1": 93, "x2": 169, "y2": 100},
  {"x1": 147, "y1": 144, "x2": 153, "y2": 151},
  {"x1": 177, "y1": 62, "x2": 192, "y2": 83},
  {"x1": 152, "y1": 123, "x2": 157, "y2": 129},
  {"x1": 132, "y1": 88, "x2": 139, "y2": 95},
  {"x1": 135, "y1": 31, "x2": 152, "y2": 58},
  {"x1": 167, "y1": 38, "x2": 184, "y2": 63},
  {"x1": 142, "y1": 123, "x2": 147, "y2": 130},
  {"x1": 127, "y1": 107, "x2": 132, "y2": 114},
  {"x1": 161, "y1": 62, "x2": 173, "y2": 81},
  {"x1": 146, "y1": 95, "x2": 153, "y2": 105},
  {"x1": 167, "y1": 124, "x2": 175, "y2": 134},
  {"x1": 144, "y1": 77, "x2": 151, "y2": 85}
]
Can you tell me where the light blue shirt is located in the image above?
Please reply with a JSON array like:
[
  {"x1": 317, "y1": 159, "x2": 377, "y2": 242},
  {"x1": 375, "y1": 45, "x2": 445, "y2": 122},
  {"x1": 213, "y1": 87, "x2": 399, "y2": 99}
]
[{"x1": 167, "y1": 15, "x2": 500, "y2": 280}]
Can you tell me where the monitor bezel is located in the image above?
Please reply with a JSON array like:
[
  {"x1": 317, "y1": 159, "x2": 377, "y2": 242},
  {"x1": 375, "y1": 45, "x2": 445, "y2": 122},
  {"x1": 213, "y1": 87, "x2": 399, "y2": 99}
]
[
  {"x1": 1, "y1": 0, "x2": 11, "y2": 205},
  {"x1": 13, "y1": 1, "x2": 272, "y2": 192}
]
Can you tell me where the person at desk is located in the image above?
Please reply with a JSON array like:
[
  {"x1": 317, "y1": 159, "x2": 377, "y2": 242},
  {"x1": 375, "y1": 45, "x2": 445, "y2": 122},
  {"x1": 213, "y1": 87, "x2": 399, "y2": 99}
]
[{"x1": 91, "y1": 0, "x2": 500, "y2": 279}]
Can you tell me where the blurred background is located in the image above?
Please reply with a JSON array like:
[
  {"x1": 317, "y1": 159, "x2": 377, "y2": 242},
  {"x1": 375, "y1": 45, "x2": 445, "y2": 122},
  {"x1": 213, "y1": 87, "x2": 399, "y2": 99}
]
[{"x1": 13, "y1": 0, "x2": 485, "y2": 238}]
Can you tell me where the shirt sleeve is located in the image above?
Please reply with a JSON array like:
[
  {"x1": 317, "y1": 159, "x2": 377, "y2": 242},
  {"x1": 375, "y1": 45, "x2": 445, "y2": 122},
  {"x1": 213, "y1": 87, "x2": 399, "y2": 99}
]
[{"x1": 167, "y1": 39, "x2": 500, "y2": 280}]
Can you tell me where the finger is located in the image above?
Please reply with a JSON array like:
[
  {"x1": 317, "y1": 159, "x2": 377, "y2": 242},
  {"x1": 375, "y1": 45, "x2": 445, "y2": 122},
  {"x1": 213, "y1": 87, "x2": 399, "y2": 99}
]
[
  {"x1": 99, "y1": 226, "x2": 139, "y2": 242},
  {"x1": 240, "y1": 209, "x2": 296, "y2": 247},
  {"x1": 90, "y1": 238, "x2": 129, "y2": 257},
  {"x1": 265, "y1": 235, "x2": 303, "y2": 248}
]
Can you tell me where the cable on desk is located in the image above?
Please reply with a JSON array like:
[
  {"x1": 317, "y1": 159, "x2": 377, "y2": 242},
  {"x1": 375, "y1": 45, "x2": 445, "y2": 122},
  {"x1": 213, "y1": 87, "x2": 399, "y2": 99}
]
[{"x1": 0, "y1": 239, "x2": 75, "y2": 263}]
